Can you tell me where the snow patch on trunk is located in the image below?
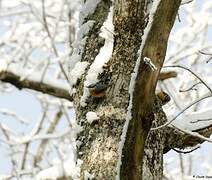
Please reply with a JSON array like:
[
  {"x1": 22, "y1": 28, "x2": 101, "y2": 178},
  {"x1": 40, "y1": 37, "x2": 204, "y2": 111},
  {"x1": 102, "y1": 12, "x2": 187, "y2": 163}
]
[
  {"x1": 80, "y1": 6, "x2": 114, "y2": 107},
  {"x1": 86, "y1": 111, "x2": 100, "y2": 124}
]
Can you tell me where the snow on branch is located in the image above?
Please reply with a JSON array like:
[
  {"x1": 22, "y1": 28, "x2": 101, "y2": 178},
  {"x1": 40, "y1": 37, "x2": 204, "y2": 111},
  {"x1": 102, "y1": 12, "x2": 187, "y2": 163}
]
[
  {"x1": 164, "y1": 123, "x2": 212, "y2": 152},
  {"x1": 79, "y1": 0, "x2": 101, "y2": 25},
  {"x1": 0, "y1": 128, "x2": 71, "y2": 146},
  {"x1": 163, "y1": 65, "x2": 212, "y2": 94},
  {"x1": 172, "y1": 125, "x2": 212, "y2": 143},
  {"x1": 68, "y1": 0, "x2": 101, "y2": 87},
  {"x1": 36, "y1": 158, "x2": 82, "y2": 180},
  {"x1": 68, "y1": 0, "x2": 101, "y2": 71},
  {"x1": 0, "y1": 108, "x2": 29, "y2": 124},
  {"x1": 0, "y1": 64, "x2": 72, "y2": 101},
  {"x1": 152, "y1": 92, "x2": 212, "y2": 131}
]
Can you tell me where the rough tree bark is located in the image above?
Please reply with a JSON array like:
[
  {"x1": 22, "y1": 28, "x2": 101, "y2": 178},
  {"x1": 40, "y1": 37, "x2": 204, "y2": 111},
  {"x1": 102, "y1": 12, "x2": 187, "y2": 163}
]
[
  {"x1": 73, "y1": 0, "x2": 182, "y2": 179},
  {"x1": 1, "y1": 0, "x2": 212, "y2": 179}
]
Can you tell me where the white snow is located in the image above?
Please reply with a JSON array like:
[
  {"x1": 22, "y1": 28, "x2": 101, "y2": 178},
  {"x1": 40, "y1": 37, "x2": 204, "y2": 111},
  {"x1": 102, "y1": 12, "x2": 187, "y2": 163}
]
[
  {"x1": 0, "y1": 59, "x2": 7, "y2": 72},
  {"x1": 0, "y1": 174, "x2": 12, "y2": 180},
  {"x1": 69, "y1": 21, "x2": 95, "y2": 70},
  {"x1": 152, "y1": 92, "x2": 212, "y2": 131},
  {"x1": 36, "y1": 158, "x2": 82, "y2": 180},
  {"x1": 84, "y1": 170, "x2": 95, "y2": 180},
  {"x1": 0, "y1": 108, "x2": 29, "y2": 124},
  {"x1": 171, "y1": 105, "x2": 212, "y2": 131},
  {"x1": 116, "y1": 1, "x2": 162, "y2": 179},
  {"x1": 80, "y1": 6, "x2": 114, "y2": 107},
  {"x1": 79, "y1": 0, "x2": 101, "y2": 25},
  {"x1": 25, "y1": 123, "x2": 82, "y2": 180},
  {"x1": 68, "y1": 0, "x2": 100, "y2": 71},
  {"x1": 86, "y1": 111, "x2": 99, "y2": 124},
  {"x1": 1, "y1": 63, "x2": 70, "y2": 93},
  {"x1": 172, "y1": 125, "x2": 212, "y2": 143},
  {"x1": 69, "y1": 61, "x2": 89, "y2": 86},
  {"x1": 143, "y1": 57, "x2": 157, "y2": 71}
]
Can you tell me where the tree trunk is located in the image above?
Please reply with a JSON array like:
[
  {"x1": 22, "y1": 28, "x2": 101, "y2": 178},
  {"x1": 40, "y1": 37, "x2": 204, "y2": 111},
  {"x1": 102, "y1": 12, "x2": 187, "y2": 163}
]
[{"x1": 72, "y1": 0, "x2": 181, "y2": 179}]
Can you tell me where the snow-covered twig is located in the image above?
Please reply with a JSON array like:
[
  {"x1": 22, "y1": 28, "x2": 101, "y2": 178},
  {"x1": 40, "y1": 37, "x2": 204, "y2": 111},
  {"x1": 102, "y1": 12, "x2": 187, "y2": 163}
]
[
  {"x1": 199, "y1": 50, "x2": 212, "y2": 63},
  {"x1": 151, "y1": 92, "x2": 212, "y2": 130},
  {"x1": 172, "y1": 125, "x2": 212, "y2": 143},
  {"x1": 0, "y1": 108, "x2": 29, "y2": 124},
  {"x1": 190, "y1": 118, "x2": 212, "y2": 124},
  {"x1": 0, "y1": 128, "x2": 71, "y2": 146},
  {"x1": 41, "y1": 0, "x2": 71, "y2": 87},
  {"x1": 33, "y1": 109, "x2": 63, "y2": 165},
  {"x1": 0, "y1": 70, "x2": 72, "y2": 101},
  {"x1": 163, "y1": 65, "x2": 212, "y2": 94},
  {"x1": 0, "y1": 123, "x2": 19, "y2": 175},
  {"x1": 30, "y1": 105, "x2": 48, "y2": 136}
]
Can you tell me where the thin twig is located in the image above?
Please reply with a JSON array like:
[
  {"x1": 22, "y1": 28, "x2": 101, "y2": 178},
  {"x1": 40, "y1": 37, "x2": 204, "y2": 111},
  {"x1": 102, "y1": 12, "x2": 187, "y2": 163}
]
[
  {"x1": 181, "y1": 0, "x2": 194, "y2": 5},
  {"x1": 0, "y1": 108, "x2": 29, "y2": 124},
  {"x1": 151, "y1": 93, "x2": 212, "y2": 130},
  {"x1": 179, "y1": 82, "x2": 201, "y2": 92},
  {"x1": 199, "y1": 50, "x2": 212, "y2": 63},
  {"x1": 0, "y1": 123, "x2": 19, "y2": 176},
  {"x1": 190, "y1": 118, "x2": 212, "y2": 124},
  {"x1": 20, "y1": 106, "x2": 48, "y2": 169},
  {"x1": 172, "y1": 146, "x2": 200, "y2": 154},
  {"x1": 0, "y1": 129, "x2": 71, "y2": 146},
  {"x1": 163, "y1": 65, "x2": 212, "y2": 94},
  {"x1": 179, "y1": 154, "x2": 184, "y2": 180},
  {"x1": 199, "y1": 51, "x2": 212, "y2": 56},
  {"x1": 33, "y1": 109, "x2": 63, "y2": 166},
  {"x1": 41, "y1": 0, "x2": 71, "y2": 86},
  {"x1": 188, "y1": 155, "x2": 193, "y2": 175}
]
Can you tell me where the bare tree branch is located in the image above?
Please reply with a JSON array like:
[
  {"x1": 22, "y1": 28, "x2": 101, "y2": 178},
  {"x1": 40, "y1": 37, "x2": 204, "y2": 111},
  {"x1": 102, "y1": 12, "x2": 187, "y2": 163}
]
[
  {"x1": 172, "y1": 146, "x2": 200, "y2": 154},
  {"x1": 163, "y1": 65, "x2": 212, "y2": 94},
  {"x1": 164, "y1": 124, "x2": 212, "y2": 153},
  {"x1": 152, "y1": 92, "x2": 212, "y2": 130},
  {"x1": 33, "y1": 109, "x2": 63, "y2": 166},
  {"x1": 0, "y1": 71, "x2": 72, "y2": 101},
  {"x1": 158, "y1": 71, "x2": 177, "y2": 81},
  {"x1": 41, "y1": 0, "x2": 71, "y2": 86}
]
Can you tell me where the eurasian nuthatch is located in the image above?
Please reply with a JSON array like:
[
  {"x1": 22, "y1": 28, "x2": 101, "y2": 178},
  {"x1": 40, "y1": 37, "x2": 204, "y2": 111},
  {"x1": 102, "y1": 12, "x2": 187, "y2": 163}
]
[{"x1": 87, "y1": 82, "x2": 108, "y2": 98}]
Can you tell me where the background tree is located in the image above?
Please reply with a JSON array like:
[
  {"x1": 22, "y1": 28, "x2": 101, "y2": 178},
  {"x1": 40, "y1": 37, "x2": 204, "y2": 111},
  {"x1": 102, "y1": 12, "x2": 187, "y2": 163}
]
[{"x1": 0, "y1": 0, "x2": 211, "y2": 179}]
